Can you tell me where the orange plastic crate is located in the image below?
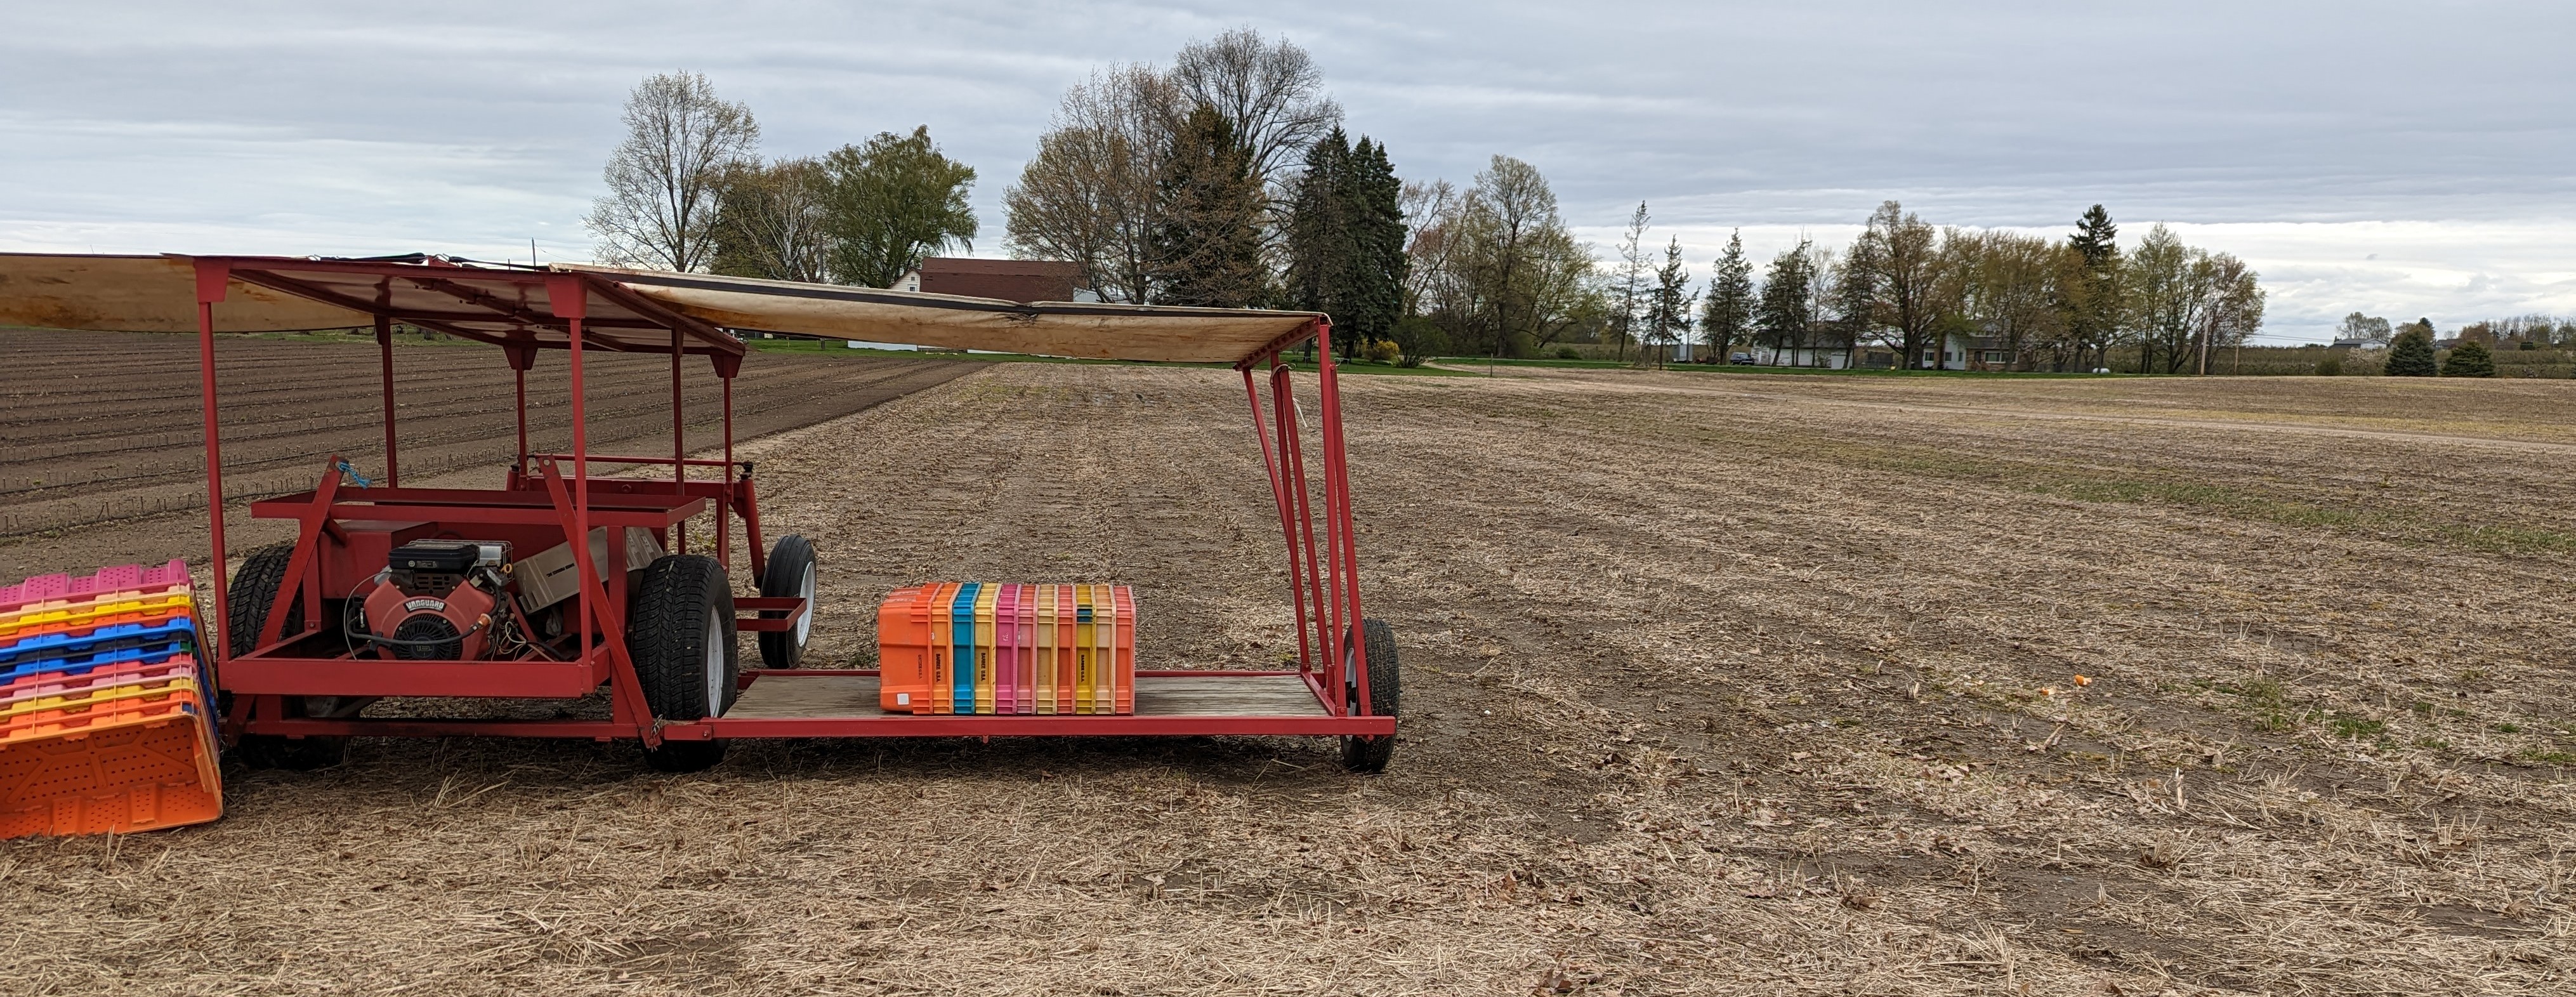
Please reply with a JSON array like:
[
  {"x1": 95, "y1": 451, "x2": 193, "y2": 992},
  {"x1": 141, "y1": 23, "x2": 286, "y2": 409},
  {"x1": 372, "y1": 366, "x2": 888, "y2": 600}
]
[
  {"x1": 0, "y1": 702, "x2": 221, "y2": 840},
  {"x1": 876, "y1": 583, "x2": 939, "y2": 714}
]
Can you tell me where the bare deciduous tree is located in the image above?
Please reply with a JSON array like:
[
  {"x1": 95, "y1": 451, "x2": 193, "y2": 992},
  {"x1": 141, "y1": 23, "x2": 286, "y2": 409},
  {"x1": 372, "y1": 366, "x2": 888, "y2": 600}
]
[
  {"x1": 1444, "y1": 156, "x2": 1601, "y2": 357},
  {"x1": 1008, "y1": 29, "x2": 1343, "y2": 303},
  {"x1": 586, "y1": 72, "x2": 760, "y2": 272},
  {"x1": 710, "y1": 158, "x2": 832, "y2": 283},
  {"x1": 1951, "y1": 230, "x2": 2065, "y2": 371},
  {"x1": 1855, "y1": 201, "x2": 1948, "y2": 368},
  {"x1": 1612, "y1": 202, "x2": 1650, "y2": 361},
  {"x1": 1005, "y1": 64, "x2": 1176, "y2": 302},
  {"x1": 1171, "y1": 28, "x2": 1343, "y2": 190}
]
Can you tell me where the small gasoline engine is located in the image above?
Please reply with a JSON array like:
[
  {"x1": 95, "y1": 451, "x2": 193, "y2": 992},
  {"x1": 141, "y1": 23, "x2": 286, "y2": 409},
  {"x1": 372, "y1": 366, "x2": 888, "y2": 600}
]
[{"x1": 357, "y1": 539, "x2": 516, "y2": 660}]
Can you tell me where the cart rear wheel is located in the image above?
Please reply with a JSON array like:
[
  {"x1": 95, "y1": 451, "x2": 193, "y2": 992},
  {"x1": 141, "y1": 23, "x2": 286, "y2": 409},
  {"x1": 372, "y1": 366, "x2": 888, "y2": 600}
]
[
  {"x1": 628, "y1": 554, "x2": 738, "y2": 772},
  {"x1": 756, "y1": 534, "x2": 817, "y2": 669},
  {"x1": 225, "y1": 543, "x2": 350, "y2": 770},
  {"x1": 1339, "y1": 618, "x2": 1400, "y2": 774}
]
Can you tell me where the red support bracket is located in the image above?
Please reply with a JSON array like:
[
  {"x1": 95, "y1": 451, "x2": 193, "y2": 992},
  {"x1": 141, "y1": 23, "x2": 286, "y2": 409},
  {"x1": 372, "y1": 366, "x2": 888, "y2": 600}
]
[
  {"x1": 257, "y1": 463, "x2": 345, "y2": 650},
  {"x1": 536, "y1": 458, "x2": 657, "y2": 745}
]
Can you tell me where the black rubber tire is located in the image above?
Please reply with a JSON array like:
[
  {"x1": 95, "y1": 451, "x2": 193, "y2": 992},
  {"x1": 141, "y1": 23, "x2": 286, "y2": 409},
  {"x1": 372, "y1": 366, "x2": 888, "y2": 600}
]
[
  {"x1": 225, "y1": 543, "x2": 350, "y2": 771},
  {"x1": 1339, "y1": 618, "x2": 1401, "y2": 774},
  {"x1": 756, "y1": 534, "x2": 817, "y2": 670},
  {"x1": 627, "y1": 554, "x2": 738, "y2": 773}
]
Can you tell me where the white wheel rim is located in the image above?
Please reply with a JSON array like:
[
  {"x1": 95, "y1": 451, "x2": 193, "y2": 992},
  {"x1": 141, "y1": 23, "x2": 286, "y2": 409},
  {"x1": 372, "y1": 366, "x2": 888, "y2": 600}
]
[
  {"x1": 793, "y1": 563, "x2": 815, "y2": 645},
  {"x1": 704, "y1": 614, "x2": 726, "y2": 715}
]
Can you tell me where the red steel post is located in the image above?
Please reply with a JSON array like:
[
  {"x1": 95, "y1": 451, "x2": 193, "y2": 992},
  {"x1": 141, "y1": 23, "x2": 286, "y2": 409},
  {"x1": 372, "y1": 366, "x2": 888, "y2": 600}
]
[
  {"x1": 513, "y1": 366, "x2": 529, "y2": 473},
  {"x1": 1244, "y1": 365, "x2": 1314, "y2": 676},
  {"x1": 192, "y1": 260, "x2": 232, "y2": 675},
  {"x1": 1272, "y1": 360, "x2": 1337, "y2": 711},
  {"x1": 1315, "y1": 325, "x2": 1370, "y2": 716},
  {"x1": 548, "y1": 276, "x2": 592, "y2": 663},
  {"x1": 376, "y1": 315, "x2": 398, "y2": 486},
  {"x1": 719, "y1": 370, "x2": 734, "y2": 569},
  {"x1": 1310, "y1": 321, "x2": 1351, "y2": 712}
]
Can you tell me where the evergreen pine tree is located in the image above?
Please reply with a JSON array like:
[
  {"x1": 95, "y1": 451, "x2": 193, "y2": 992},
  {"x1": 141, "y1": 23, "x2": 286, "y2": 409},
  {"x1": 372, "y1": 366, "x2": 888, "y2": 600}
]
[
  {"x1": 2067, "y1": 205, "x2": 2120, "y2": 371},
  {"x1": 1284, "y1": 129, "x2": 1354, "y2": 320},
  {"x1": 1833, "y1": 256, "x2": 1875, "y2": 367},
  {"x1": 2070, "y1": 204, "x2": 2118, "y2": 268},
  {"x1": 1341, "y1": 137, "x2": 1409, "y2": 352},
  {"x1": 2384, "y1": 326, "x2": 2438, "y2": 376},
  {"x1": 1150, "y1": 104, "x2": 1268, "y2": 308},
  {"x1": 1699, "y1": 230, "x2": 1755, "y2": 362},
  {"x1": 1644, "y1": 236, "x2": 1695, "y2": 366},
  {"x1": 2440, "y1": 338, "x2": 2495, "y2": 377},
  {"x1": 1754, "y1": 240, "x2": 1815, "y2": 362}
]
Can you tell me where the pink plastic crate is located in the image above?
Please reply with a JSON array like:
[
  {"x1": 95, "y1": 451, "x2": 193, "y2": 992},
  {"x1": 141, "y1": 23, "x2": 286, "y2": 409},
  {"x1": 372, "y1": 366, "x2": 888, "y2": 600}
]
[{"x1": 1, "y1": 560, "x2": 192, "y2": 616}]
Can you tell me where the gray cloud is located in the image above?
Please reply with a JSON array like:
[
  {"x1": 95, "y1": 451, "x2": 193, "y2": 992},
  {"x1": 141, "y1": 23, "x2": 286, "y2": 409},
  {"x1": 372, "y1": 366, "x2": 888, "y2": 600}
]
[{"x1": 4, "y1": 1, "x2": 2569, "y2": 339}]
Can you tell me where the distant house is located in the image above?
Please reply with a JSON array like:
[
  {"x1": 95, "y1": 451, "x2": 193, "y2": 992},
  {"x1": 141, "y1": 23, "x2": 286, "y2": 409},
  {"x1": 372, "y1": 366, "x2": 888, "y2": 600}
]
[
  {"x1": 886, "y1": 258, "x2": 1085, "y2": 303},
  {"x1": 1891, "y1": 331, "x2": 2009, "y2": 371},
  {"x1": 2330, "y1": 336, "x2": 2388, "y2": 350}
]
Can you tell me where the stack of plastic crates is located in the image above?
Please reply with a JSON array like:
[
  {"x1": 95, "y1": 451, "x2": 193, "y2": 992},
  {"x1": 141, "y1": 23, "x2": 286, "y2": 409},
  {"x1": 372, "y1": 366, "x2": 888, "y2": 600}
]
[
  {"x1": 0, "y1": 560, "x2": 223, "y2": 839},
  {"x1": 877, "y1": 583, "x2": 1136, "y2": 715}
]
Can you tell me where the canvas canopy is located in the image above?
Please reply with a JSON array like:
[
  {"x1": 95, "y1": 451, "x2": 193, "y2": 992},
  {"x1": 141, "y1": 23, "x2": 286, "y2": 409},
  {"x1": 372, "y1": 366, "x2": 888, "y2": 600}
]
[{"x1": 0, "y1": 253, "x2": 1325, "y2": 366}]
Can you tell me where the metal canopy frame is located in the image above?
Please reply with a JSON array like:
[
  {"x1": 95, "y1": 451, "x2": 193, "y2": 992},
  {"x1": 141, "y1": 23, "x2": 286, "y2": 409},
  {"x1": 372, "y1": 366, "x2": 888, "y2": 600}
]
[{"x1": 187, "y1": 255, "x2": 1387, "y2": 747}]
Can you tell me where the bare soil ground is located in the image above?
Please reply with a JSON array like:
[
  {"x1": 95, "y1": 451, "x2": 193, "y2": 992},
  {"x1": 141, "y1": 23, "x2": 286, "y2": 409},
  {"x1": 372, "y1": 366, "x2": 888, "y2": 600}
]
[
  {"x1": 6, "y1": 362, "x2": 2575, "y2": 995},
  {"x1": 0, "y1": 329, "x2": 970, "y2": 578}
]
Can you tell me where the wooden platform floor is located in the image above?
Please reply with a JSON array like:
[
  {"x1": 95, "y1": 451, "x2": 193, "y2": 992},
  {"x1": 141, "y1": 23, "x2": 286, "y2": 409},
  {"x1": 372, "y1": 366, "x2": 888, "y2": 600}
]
[{"x1": 725, "y1": 673, "x2": 1328, "y2": 720}]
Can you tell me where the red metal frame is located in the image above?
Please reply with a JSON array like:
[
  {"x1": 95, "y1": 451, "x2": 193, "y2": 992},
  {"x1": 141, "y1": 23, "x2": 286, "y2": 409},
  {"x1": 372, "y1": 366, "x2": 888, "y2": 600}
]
[{"x1": 187, "y1": 256, "x2": 1383, "y2": 749}]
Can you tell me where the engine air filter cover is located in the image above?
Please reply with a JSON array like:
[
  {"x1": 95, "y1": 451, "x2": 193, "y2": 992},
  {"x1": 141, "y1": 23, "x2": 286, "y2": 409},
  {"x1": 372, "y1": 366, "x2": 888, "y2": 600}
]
[{"x1": 388, "y1": 614, "x2": 464, "y2": 661}]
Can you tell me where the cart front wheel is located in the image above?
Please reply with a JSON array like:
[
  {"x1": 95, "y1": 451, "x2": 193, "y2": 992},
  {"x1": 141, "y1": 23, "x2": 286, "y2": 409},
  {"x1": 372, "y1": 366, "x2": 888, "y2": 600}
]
[
  {"x1": 757, "y1": 535, "x2": 817, "y2": 669},
  {"x1": 628, "y1": 554, "x2": 738, "y2": 772},
  {"x1": 226, "y1": 542, "x2": 350, "y2": 770},
  {"x1": 1340, "y1": 618, "x2": 1400, "y2": 774}
]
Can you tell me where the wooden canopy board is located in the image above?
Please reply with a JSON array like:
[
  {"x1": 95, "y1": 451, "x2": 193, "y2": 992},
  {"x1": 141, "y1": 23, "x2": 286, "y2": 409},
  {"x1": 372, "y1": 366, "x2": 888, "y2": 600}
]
[{"x1": 0, "y1": 253, "x2": 1323, "y2": 366}]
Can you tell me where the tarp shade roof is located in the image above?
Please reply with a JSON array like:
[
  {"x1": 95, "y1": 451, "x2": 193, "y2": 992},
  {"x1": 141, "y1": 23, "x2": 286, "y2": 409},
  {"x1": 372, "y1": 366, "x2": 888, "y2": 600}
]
[{"x1": 0, "y1": 253, "x2": 1325, "y2": 365}]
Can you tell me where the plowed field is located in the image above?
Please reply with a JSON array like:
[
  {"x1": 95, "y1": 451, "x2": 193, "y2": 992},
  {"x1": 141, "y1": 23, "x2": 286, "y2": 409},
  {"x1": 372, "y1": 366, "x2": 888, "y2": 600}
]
[
  {"x1": 0, "y1": 329, "x2": 968, "y2": 576},
  {"x1": 6, "y1": 360, "x2": 2575, "y2": 995}
]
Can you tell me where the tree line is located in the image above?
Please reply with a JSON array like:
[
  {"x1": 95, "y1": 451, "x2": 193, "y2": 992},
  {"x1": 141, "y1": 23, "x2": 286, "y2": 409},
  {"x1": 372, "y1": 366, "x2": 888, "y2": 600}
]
[
  {"x1": 2340, "y1": 311, "x2": 2576, "y2": 350},
  {"x1": 2329, "y1": 311, "x2": 2576, "y2": 379},
  {"x1": 584, "y1": 39, "x2": 2268, "y2": 375},
  {"x1": 585, "y1": 72, "x2": 980, "y2": 289},
  {"x1": 1001, "y1": 29, "x2": 1410, "y2": 355},
  {"x1": 1660, "y1": 204, "x2": 2268, "y2": 373}
]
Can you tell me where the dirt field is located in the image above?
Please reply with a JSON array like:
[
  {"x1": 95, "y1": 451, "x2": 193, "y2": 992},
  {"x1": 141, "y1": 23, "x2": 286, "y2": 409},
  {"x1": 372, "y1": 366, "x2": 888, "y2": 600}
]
[
  {"x1": 0, "y1": 329, "x2": 969, "y2": 578},
  {"x1": 6, "y1": 361, "x2": 2576, "y2": 995}
]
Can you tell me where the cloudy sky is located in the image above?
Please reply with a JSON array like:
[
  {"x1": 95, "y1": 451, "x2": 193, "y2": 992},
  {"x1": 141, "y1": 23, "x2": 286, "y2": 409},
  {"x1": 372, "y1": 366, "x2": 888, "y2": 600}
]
[{"x1": 5, "y1": 1, "x2": 2570, "y2": 341}]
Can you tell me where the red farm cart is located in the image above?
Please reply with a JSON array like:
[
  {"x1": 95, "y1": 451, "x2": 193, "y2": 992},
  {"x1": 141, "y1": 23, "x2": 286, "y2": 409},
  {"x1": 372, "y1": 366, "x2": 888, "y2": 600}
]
[{"x1": 0, "y1": 253, "x2": 1397, "y2": 773}]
